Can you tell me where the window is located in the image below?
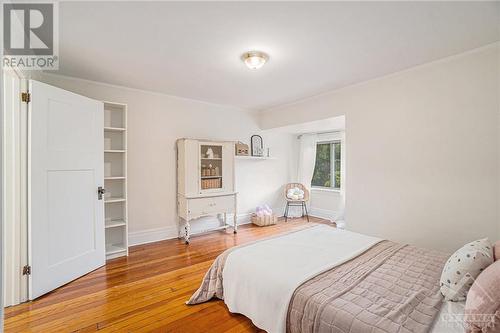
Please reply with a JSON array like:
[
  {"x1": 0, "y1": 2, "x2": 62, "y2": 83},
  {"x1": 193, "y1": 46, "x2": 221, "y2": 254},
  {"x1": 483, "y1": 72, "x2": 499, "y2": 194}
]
[{"x1": 311, "y1": 141, "x2": 341, "y2": 189}]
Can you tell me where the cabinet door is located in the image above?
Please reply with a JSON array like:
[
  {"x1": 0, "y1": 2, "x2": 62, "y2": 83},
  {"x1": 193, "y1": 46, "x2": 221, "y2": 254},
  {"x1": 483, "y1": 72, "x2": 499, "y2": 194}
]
[
  {"x1": 199, "y1": 142, "x2": 224, "y2": 194},
  {"x1": 222, "y1": 142, "x2": 235, "y2": 192}
]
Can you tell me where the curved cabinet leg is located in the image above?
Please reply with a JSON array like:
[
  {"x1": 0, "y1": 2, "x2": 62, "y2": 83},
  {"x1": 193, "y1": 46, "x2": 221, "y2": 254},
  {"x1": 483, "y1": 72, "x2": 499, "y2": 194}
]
[
  {"x1": 184, "y1": 221, "x2": 191, "y2": 244},
  {"x1": 177, "y1": 217, "x2": 184, "y2": 239}
]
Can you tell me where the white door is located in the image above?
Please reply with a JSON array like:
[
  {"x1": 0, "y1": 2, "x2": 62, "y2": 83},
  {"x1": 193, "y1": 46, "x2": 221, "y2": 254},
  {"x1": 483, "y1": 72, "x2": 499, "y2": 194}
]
[{"x1": 29, "y1": 80, "x2": 105, "y2": 299}]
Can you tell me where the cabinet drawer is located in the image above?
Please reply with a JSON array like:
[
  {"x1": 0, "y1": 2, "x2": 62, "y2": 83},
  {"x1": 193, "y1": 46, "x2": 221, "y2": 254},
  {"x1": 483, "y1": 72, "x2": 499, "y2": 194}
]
[{"x1": 188, "y1": 195, "x2": 235, "y2": 217}]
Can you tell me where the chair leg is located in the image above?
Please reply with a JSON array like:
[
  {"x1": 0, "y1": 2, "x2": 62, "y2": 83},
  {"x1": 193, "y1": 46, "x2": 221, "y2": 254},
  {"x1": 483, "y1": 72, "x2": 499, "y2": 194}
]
[
  {"x1": 303, "y1": 202, "x2": 309, "y2": 222},
  {"x1": 301, "y1": 202, "x2": 304, "y2": 217},
  {"x1": 284, "y1": 202, "x2": 289, "y2": 222}
]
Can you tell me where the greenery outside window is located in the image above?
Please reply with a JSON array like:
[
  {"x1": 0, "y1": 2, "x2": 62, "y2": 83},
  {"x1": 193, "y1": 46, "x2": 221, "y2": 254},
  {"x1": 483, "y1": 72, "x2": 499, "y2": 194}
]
[{"x1": 311, "y1": 141, "x2": 341, "y2": 189}]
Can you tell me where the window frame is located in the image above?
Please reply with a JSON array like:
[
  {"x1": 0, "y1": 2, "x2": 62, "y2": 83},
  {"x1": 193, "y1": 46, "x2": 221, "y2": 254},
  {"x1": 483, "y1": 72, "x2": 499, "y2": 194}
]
[{"x1": 311, "y1": 140, "x2": 341, "y2": 191}]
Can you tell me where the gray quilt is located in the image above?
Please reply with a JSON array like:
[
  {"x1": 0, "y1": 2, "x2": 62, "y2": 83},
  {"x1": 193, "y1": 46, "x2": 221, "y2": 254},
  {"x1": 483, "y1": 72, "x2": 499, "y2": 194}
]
[{"x1": 188, "y1": 236, "x2": 448, "y2": 333}]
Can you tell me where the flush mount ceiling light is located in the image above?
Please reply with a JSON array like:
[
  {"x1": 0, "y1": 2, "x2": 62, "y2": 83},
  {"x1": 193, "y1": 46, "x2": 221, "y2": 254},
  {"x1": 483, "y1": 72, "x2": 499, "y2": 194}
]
[{"x1": 242, "y1": 51, "x2": 269, "y2": 70}]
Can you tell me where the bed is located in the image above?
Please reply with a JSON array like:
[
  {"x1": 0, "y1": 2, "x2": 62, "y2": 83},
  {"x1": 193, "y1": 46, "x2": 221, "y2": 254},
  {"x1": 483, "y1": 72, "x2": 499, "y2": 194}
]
[
  {"x1": 430, "y1": 301, "x2": 466, "y2": 333},
  {"x1": 188, "y1": 224, "x2": 456, "y2": 333}
]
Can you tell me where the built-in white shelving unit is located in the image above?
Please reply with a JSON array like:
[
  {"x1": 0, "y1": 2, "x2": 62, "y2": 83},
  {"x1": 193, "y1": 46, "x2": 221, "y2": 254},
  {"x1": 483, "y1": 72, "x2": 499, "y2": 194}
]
[{"x1": 104, "y1": 102, "x2": 128, "y2": 259}]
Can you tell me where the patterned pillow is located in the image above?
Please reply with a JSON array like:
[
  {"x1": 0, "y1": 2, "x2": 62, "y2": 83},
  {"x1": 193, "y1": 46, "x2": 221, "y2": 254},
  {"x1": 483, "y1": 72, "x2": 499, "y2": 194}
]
[
  {"x1": 494, "y1": 240, "x2": 500, "y2": 261},
  {"x1": 440, "y1": 238, "x2": 494, "y2": 301},
  {"x1": 464, "y1": 260, "x2": 500, "y2": 333}
]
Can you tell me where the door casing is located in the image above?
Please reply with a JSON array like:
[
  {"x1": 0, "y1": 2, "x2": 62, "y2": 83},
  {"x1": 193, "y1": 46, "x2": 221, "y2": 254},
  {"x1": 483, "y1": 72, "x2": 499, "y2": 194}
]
[{"x1": 2, "y1": 69, "x2": 29, "y2": 307}]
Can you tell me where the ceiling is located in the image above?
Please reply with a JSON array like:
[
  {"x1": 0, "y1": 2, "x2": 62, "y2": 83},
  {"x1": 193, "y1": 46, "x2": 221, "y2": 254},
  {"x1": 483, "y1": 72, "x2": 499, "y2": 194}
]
[{"x1": 55, "y1": 1, "x2": 500, "y2": 110}]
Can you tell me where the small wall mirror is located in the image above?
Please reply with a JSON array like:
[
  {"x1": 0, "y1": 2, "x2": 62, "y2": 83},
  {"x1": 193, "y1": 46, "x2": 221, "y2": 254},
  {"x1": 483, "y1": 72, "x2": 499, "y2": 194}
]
[{"x1": 251, "y1": 135, "x2": 263, "y2": 156}]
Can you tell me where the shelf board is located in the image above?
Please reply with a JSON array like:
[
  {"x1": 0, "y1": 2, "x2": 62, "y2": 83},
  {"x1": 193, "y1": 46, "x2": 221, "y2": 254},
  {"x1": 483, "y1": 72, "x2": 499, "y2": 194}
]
[
  {"x1": 104, "y1": 149, "x2": 126, "y2": 153},
  {"x1": 105, "y1": 176, "x2": 126, "y2": 180},
  {"x1": 201, "y1": 176, "x2": 222, "y2": 179},
  {"x1": 105, "y1": 219, "x2": 126, "y2": 228},
  {"x1": 235, "y1": 155, "x2": 276, "y2": 160},
  {"x1": 105, "y1": 197, "x2": 126, "y2": 203},
  {"x1": 104, "y1": 127, "x2": 126, "y2": 132},
  {"x1": 106, "y1": 244, "x2": 127, "y2": 255},
  {"x1": 201, "y1": 158, "x2": 222, "y2": 160}
]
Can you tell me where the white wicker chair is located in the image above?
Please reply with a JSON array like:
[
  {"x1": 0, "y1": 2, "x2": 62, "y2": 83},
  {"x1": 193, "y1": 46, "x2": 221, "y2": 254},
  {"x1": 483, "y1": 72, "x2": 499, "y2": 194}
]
[{"x1": 283, "y1": 183, "x2": 310, "y2": 222}]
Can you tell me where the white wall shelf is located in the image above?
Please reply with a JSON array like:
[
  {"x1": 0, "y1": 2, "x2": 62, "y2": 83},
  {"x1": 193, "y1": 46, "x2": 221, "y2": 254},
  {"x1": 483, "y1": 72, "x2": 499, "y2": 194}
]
[
  {"x1": 235, "y1": 155, "x2": 276, "y2": 160},
  {"x1": 104, "y1": 127, "x2": 126, "y2": 132},
  {"x1": 104, "y1": 101, "x2": 128, "y2": 260},
  {"x1": 105, "y1": 197, "x2": 126, "y2": 203},
  {"x1": 105, "y1": 150, "x2": 126, "y2": 153}
]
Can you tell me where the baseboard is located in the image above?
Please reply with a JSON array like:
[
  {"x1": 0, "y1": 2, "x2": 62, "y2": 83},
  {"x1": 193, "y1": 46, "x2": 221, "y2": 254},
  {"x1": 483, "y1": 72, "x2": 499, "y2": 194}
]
[
  {"x1": 128, "y1": 212, "x2": 256, "y2": 246},
  {"x1": 128, "y1": 226, "x2": 178, "y2": 246},
  {"x1": 224, "y1": 212, "x2": 253, "y2": 225},
  {"x1": 309, "y1": 207, "x2": 338, "y2": 220}
]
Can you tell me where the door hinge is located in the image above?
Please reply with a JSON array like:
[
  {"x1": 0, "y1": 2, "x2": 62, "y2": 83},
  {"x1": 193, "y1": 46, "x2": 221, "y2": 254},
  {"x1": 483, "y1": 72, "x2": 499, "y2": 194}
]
[
  {"x1": 22, "y1": 265, "x2": 31, "y2": 275},
  {"x1": 21, "y1": 92, "x2": 31, "y2": 103}
]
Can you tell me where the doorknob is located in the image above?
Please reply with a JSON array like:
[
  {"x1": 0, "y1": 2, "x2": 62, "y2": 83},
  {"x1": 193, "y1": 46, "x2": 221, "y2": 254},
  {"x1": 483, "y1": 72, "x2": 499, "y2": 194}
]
[{"x1": 98, "y1": 186, "x2": 106, "y2": 200}]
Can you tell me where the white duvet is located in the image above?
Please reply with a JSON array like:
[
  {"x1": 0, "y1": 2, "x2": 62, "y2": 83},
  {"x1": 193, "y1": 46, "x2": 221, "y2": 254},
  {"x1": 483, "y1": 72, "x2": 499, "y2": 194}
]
[
  {"x1": 222, "y1": 225, "x2": 381, "y2": 333},
  {"x1": 430, "y1": 301, "x2": 466, "y2": 333}
]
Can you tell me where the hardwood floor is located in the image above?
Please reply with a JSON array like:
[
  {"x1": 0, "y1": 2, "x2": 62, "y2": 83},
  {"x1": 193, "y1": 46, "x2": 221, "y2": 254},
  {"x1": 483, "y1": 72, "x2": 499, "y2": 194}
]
[{"x1": 4, "y1": 217, "x2": 330, "y2": 333}]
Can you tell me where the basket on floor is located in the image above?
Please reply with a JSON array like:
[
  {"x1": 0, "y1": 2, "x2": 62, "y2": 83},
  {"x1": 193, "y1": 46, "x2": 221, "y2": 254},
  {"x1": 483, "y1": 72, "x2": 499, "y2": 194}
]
[{"x1": 251, "y1": 214, "x2": 277, "y2": 226}]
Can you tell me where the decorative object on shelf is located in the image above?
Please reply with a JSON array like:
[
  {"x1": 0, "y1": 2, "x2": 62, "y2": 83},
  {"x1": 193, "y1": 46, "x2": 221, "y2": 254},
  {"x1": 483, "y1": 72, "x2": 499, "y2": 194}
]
[
  {"x1": 201, "y1": 178, "x2": 221, "y2": 190},
  {"x1": 205, "y1": 147, "x2": 214, "y2": 159},
  {"x1": 251, "y1": 135, "x2": 264, "y2": 157},
  {"x1": 201, "y1": 163, "x2": 221, "y2": 178},
  {"x1": 235, "y1": 141, "x2": 249, "y2": 156}
]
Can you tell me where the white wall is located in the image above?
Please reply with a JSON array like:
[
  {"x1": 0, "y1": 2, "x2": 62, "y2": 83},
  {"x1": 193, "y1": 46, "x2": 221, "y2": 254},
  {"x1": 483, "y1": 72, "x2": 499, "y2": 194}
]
[
  {"x1": 260, "y1": 44, "x2": 500, "y2": 252},
  {"x1": 309, "y1": 189, "x2": 343, "y2": 220},
  {"x1": 38, "y1": 74, "x2": 294, "y2": 244}
]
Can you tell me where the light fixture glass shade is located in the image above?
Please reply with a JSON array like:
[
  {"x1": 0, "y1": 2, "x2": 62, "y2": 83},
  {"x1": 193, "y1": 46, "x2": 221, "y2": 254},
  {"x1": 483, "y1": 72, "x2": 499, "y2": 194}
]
[{"x1": 242, "y1": 51, "x2": 268, "y2": 70}]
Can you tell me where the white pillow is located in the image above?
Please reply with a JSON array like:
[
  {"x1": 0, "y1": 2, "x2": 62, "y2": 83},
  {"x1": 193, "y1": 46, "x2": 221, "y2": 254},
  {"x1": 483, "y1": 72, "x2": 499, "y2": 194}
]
[{"x1": 440, "y1": 238, "x2": 493, "y2": 301}]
